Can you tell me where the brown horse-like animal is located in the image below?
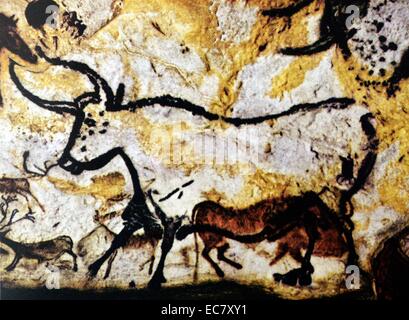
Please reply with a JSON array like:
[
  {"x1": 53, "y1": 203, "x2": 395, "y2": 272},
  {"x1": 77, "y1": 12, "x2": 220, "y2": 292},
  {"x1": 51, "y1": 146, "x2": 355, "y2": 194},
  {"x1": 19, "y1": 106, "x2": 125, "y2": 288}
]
[{"x1": 177, "y1": 191, "x2": 346, "y2": 286}]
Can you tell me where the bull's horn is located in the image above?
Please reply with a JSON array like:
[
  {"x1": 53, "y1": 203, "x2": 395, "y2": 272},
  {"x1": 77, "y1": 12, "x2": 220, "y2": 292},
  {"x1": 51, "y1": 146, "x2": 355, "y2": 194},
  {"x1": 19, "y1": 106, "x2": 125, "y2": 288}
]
[
  {"x1": 35, "y1": 46, "x2": 115, "y2": 105},
  {"x1": 9, "y1": 60, "x2": 78, "y2": 115}
]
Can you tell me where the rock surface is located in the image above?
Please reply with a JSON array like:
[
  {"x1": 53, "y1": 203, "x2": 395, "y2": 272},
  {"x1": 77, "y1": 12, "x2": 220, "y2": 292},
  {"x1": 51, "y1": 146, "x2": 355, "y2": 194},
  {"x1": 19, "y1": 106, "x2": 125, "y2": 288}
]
[{"x1": 0, "y1": 0, "x2": 408, "y2": 299}]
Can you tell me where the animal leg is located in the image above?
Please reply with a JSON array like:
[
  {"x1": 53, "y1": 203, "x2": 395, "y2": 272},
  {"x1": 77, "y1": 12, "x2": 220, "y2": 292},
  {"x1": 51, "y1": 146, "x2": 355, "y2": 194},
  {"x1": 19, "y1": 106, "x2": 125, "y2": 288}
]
[
  {"x1": 289, "y1": 248, "x2": 304, "y2": 264},
  {"x1": 202, "y1": 246, "x2": 225, "y2": 278},
  {"x1": 5, "y1": 254, "x2": 21, "y2": 272},
  {"x1": 217, "y1": 243, "x2": 242, "y2": 270},
  {"x1": 64, "y1": 249, "x2": 78, "y2": 272},
  {"x1": 274, "y1": 212, "x2": 318, "y2": 286},
  {"x1": 148, "y1": 255, "x2": 155, "y2": 275},
  {"x1": 103, "y1": 250, "x2": 118, "y2": 279},
  {"x1": 88, "y1": 224, "x2": 140, "y2": 278},
  {"x1": 270, "y1": 244, "x2": 288, "y2": 266},
  {"x1": 341, "y1": 214, "x2": 359, "y2": 266},
  {"x1": 148, "y1": 218, "x2": 181, "y2": 290}
]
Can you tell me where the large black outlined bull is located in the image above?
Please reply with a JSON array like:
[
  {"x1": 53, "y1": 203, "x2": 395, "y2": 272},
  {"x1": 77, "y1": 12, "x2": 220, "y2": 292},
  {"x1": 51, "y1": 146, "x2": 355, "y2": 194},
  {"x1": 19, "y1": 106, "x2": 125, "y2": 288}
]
[{"x1": 9, "y1": 46, "x2": 378, "y2": 288}]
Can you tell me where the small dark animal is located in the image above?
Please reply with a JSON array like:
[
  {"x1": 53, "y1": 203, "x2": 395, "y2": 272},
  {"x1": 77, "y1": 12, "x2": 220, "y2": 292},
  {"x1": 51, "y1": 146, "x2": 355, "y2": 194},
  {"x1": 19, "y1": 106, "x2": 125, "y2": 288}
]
[
  {"x1": 0, "y1": 232, "x2": 78, "y2": 272},
  {"x1": 0, "y1": 178, "x2": 44, "y2": 211},
  {"x1": 0, "y1": 195, "x2": 77, "y2": 272}
]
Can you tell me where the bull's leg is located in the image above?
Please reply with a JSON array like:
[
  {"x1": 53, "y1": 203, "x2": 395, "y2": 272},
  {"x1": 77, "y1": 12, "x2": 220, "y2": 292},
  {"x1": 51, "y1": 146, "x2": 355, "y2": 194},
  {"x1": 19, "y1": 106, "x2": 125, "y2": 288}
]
[
  {"x1": 217, "y1": 243, "x2": 242, "y2": 270},
  {"x1": 148, "y1": 218, "x2": 181, "y2": 290},
  {"x1": 103, "y1": 250, "x2": 118, "y2": 279},
  {"x1": 88, "y1": 224, "x2": 141, "y2": 278},
  {"x1": 148, "y1": 255, "x2": 155, "y2": 275},
  {"x1": 270, "y1": 243, "x2": 288, "y2": 266},
  {"x1": 65, "y1": 249, "x2": 78, "y2": 272},
  {"x1": 340, "y1": 211, "x2": 359, "y2": 266},
  {"x1": 274, "y1": 212, "x2": 318, "y2": 286},
  {"x1": 202, "y1": 246, "x2": 225, "y2": 278},
  {"x1": 5, "y1": 254, "x2": 21, "y2": 272}
]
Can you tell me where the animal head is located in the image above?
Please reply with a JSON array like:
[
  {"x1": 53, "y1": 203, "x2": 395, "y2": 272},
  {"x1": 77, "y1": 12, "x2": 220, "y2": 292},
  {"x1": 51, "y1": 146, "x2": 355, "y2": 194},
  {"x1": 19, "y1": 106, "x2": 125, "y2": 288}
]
[
  {"x1": 0, "y1": 13, "x2": 37, "y2": 64},
  {"x1": 9, "y1": 47, "x2": 127, "y2": 175}
]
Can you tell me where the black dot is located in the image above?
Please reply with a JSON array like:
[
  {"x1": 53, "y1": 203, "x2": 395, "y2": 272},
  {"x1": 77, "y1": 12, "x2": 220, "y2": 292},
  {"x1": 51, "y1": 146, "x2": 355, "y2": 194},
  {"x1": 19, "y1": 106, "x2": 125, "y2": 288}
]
[
  {"x1": 99, "y1": 111, "x2": 105, "y2": 116},
  {"x1": 379, "y1": 69, "x2": 386, "y2": 77},
  {"x1": 84, "y1": 118, "x2": 96, "y2": 127},
  {"x1": 259, "y1": 43, "x2": 267, "y2": 52},
  {"x1": 379, "y1": 35, "x2": 386, "y2": 43},
  {"x1": 81, "y1": 136, "x2": 86, "y2": 141},
  {"x1": 389, "y1": 42, "x2": 398, "y2": 51},
  {"x1": 102, "y1": 121, "x2": 109, "y2": 127},
  {"x1": 89, "y1": 130, "x2": 94, "y2": 136},
  {"x1": 81, "y1": 146, "x2": 87, "y2": 152},
  {"x1": 99, "y1": 129, "x2": 107, "y2": 134}
]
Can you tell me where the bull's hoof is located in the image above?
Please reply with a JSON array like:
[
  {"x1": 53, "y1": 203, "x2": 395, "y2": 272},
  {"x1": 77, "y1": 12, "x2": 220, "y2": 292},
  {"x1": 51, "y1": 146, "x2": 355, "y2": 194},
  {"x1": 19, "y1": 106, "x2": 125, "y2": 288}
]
[
  {"x1": 147, "y1": 276, "x2": 166, "y2": 290},
  {"x1": 5, "y1": 265, "x2": 15, "y2": 272},
  {"x1": 87, "y1": 262, "x2": 101, "y2": 278},
  {"x1": 216, "y1": 268, "x2": 225, "y2": 278},
  {"x1": 274, "y1": 267, "x2": 313, "y2": 287},
  {"x1": 147, "y1": 272, "x2": 167, "y2": 290}
]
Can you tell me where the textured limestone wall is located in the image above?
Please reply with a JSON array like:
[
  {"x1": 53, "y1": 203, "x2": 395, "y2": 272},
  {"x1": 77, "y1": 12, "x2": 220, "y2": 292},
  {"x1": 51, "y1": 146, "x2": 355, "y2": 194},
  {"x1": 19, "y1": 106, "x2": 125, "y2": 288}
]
[{"x1": 0, "y1": 0, "x2": 408, "y2": 299}]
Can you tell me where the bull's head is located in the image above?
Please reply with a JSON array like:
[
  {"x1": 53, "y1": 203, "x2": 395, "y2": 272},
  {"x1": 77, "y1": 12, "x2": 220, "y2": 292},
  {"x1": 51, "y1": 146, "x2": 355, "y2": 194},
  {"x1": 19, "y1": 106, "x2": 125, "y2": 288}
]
[{"x1": 9, "y1": 46, "x2": 126, "y2": 175}]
